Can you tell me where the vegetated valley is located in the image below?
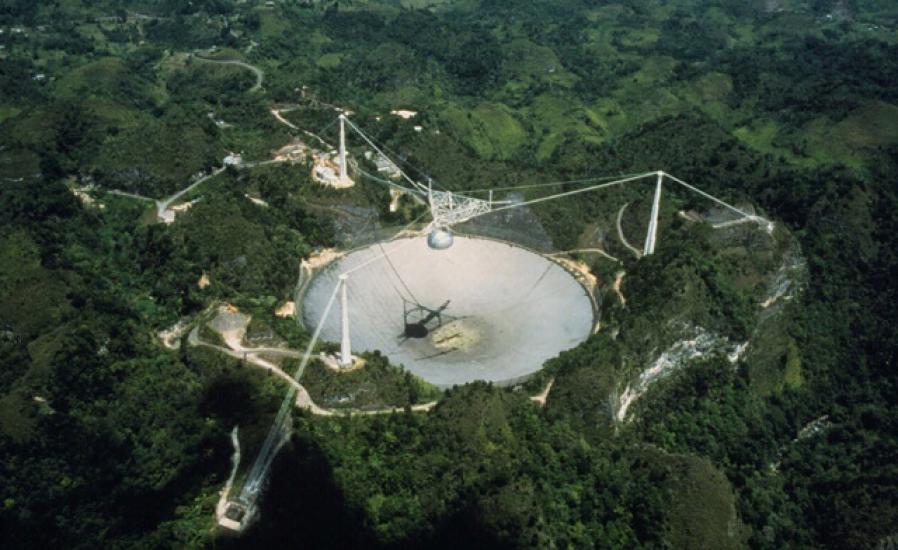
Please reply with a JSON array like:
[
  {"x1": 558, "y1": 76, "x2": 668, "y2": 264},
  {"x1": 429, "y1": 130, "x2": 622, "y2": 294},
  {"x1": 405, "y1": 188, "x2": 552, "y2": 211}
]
[{"x1": 1, "y1": 1, "x2": 897, "y2": 548}]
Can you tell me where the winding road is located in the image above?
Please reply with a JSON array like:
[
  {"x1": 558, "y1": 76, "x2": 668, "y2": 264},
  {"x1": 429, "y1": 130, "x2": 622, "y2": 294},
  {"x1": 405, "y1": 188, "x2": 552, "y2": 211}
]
[
  {"x1": 270, "y1": 108, "x2": 298, "y2": 130},
  {"x1": 156, "y1": 167, "x2": 226, "y2": 219},
  {"x1": 107, "y1": 189, "x2": 155, "y2": 202},
  {"x1": 612, "y1": 270, "x2": 627, "y2": 306},
  {"x1": 186, "y1": 325, "x2": 437, "y2": 416},
  {"x1": 616, "y1": 203, "x2": 643, "y2": 259},
  {"x1": 193, "y1": 54, "x2": 264, "y2": 92},
  {"x1": 109, "y1": 53, "x2": 315, "y2": 222}
]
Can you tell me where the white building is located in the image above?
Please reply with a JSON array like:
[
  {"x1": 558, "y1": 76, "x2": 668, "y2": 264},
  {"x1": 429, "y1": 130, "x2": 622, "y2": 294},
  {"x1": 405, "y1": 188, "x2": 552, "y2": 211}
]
[
  {"x1": 390, "y1": 109, "x2": 418, "y2": 119},
  {"x1": 364, "y1": 151, "x2": 401, "y2": 179},
  {"x1": 223, "y1": 153, "x2": 242, "y2": 166}
]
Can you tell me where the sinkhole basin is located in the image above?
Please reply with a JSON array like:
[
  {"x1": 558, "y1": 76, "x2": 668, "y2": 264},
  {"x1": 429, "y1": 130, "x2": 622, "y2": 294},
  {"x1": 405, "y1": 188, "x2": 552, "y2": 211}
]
[{"x1": 301, "y1": 236, "x2": 594, "y2": 388}]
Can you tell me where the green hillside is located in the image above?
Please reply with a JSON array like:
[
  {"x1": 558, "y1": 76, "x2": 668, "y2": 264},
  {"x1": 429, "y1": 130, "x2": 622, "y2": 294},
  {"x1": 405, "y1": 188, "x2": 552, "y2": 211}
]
[{"x1": 2, "y1": 1, "x2": 898, "y2": 548}]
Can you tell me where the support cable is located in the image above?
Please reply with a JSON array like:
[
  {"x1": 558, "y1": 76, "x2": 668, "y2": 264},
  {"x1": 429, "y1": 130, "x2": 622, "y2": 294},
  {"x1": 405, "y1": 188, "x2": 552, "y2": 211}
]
[
  {"x1": 357, "y1": 169, "x2": 426, "y2": 196},
  {"x1": 304, "y1": 117, "x2": 339, "y2": 150},
  {"x1": 342, "y1": 117, "x2": 430, "y2": 193},
  {"x1": 371, "y1": 209, "x2": 434, "y2": 306},
  {"x1": 346, "y1": 120, "x2": 442, "y2": 190},
  {"x1": 662, "y1": 172, "x2": 764, "y2": 222},
  {"x1": 379, "y1": 241, "x2": 420, "y2": 306},
  {"x1": 341, "y1": 237, "x2": 420, "y2": 277},
  {"x1": 463, "y1": 172, "x2": 658, "y2": 223},
  {"x1": 455, "y1": 172, "x2": 650, "y2": 194},
  {"x1": 240, "y1": 277, "x2": 342, "y2": 498}
]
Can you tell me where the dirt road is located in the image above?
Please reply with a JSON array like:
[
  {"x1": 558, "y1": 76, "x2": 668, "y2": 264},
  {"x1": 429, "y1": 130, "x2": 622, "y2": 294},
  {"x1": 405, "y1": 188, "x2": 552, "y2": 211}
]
[{"x1": 194, "y1": 54, "x2": 264, "y2": 92}]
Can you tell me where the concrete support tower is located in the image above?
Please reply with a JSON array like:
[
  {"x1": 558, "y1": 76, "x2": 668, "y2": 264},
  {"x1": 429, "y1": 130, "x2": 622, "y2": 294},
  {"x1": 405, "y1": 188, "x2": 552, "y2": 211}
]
[
  {"x1": 338, "y1": 114, "x2": 349, "y2": 184},
  {"x1": 643, "y1": 171, "x2": 664, "y2": 256},
  {"x1": 339, "y1": 274, "x2": 352, "y2": 368}
]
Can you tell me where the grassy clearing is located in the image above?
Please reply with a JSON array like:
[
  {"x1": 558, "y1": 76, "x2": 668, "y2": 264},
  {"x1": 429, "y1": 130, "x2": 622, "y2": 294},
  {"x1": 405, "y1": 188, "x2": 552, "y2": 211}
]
[
  {"x1": 155, "y1": 51, "x2": 191, "y2": 78},
  {"x1": 53, "y1": 57, "x2": 133, "y2": 100},
  {"x1": 834, "y1": 100, "x2": 898, "y2": 148},
  {"x1": 527, "y1": 93, "x2": 608, "y2": 160},
  {"x1": 616, "y1": 27, "x2": 661, "y2": 49},
  {"x1": 623, "y1": 87, "x2": 688, "y2": 127},
  {"x1": 585, "y1": 4, "x2": 632, "y2": 22},
  {"x1": 440, "y1": 102, "x2": 526, "y2": 160},
  {"x1": 804, "y1": 100, "x2": 898, "y2": 169},
  {"x1": 1, "y1": 106, "x2": 57, "y2": 148},
  {"x1": 630, "y1": 55, "x2": 678, "y2": 86},
  {"x1": 397, "y1": 0, "x2": 458, "y2": 8},
  {"x1": 258, "y1": 8, "x2": 290, "y2": 36},
  {"x1": 592, "y1": 97, "x2": 629, "y2": 135},
  {"x1": 316, "y1": 53, "x2": 343, "y2": 69},
  {"x1": 677, "y1": 71, "x2": 739, "y2": 128},
  {"x1": 84, "y1": 98, "x2": 149, "y2": 130},
  {"x1": 499, "y1": 38, "x2": 576, "y2": 90},
  {"x1": 733, "y1": 118, "x2": 819, "y2": 168},
  {"x1": 374, "y1": 84, "x2": 429, "y2": 109},
  {"x1": 692, "y1": 71, "x2": 734, "y2": 102},
  {"x1": 0, "y1": 106, "x2": 22, "y2": 124}
]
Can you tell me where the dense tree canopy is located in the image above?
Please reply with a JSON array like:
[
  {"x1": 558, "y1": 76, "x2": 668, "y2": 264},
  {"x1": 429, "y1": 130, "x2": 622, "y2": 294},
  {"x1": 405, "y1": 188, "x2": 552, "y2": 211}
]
[{"x1": 1, "y1": 1, "x2": 897, "y2": 548}]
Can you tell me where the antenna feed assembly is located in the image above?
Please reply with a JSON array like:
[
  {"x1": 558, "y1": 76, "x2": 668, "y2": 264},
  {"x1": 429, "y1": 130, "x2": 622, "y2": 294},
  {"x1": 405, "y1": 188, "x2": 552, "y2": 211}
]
[
  {"x1": 425, "y1": 184, "x2": 492, "y2": 250},
  {"x1": 426, "y1": 226, "x2": 454, "y2": 250}
]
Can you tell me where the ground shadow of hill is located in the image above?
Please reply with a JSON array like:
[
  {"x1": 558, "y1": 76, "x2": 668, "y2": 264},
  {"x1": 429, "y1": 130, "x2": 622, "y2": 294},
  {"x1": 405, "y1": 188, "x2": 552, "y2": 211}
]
[
  {"x1": 214, "y1": 433, "x2": 376, "y2": 549},
  {"x1": 211, "y1": 421, "x2": 516, "y2": 550}
]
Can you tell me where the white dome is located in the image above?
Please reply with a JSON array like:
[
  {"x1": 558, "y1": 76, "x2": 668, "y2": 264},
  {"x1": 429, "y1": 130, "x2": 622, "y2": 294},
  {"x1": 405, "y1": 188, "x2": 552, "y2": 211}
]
[{"x1": 427, "y1": 227, "x2": 454, "y2": 250}]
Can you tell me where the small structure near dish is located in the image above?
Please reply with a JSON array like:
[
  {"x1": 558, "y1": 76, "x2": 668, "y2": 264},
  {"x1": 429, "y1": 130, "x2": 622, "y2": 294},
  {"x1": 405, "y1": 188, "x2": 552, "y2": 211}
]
[
  {"x1": 224, "y1": 152, "x2": 242, "y2": 166},
  {"x1": 273, "y1": 140, "x2": 310, "y2": 163},
  {"x1": 364, "y1": 150, "x2": 402, "y2": 179},
  {"x1": 390, "y1": 109, "x2": 418, "y2": 119}
]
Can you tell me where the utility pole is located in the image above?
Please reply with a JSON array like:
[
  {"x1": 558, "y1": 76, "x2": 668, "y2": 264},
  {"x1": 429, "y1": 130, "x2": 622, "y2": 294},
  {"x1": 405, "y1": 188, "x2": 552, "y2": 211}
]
[
  {"x1": 339, "y1": 274, "x2": 351, "y2": 368},
  {"x1": 643, "y1": 171, "x2": 664, "y2": 256}
]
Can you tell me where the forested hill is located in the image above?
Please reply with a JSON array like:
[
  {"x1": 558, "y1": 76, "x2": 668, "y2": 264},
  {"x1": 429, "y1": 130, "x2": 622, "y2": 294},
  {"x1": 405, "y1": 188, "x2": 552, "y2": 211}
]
[{"x1": 1, "y1": 0, "x2": 897, "y2": 548}]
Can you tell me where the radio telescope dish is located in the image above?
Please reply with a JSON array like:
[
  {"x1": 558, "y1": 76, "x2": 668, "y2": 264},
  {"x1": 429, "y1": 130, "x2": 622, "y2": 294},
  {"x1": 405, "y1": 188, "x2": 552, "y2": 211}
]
[{"x1": 302, "y1": 235, "x2": 594, "y2": 388}]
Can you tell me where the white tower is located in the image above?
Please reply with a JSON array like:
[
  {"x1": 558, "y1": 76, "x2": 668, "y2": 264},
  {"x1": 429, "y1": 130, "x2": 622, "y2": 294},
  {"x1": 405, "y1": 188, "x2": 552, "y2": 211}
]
[
  {"x1": 339, "y1": 274, "x2": 352, "y2": 368},
  {"x1": 643, "y1": 171, "x2": 664, "y2": 256},
  {"x1": 338, "y1": 114, "x2": 349, "y2": 184}
]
